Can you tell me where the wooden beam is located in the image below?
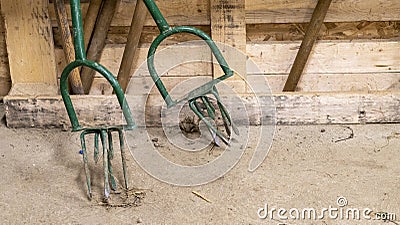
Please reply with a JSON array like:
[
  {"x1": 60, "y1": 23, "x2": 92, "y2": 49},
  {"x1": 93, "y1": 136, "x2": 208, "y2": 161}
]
[
  {"x1": 49, "y1": 0, "x2": 400, "y2": 27},
  {"x1": 4, "y1": 91, "x2": 400, "y2": 128},
  {"x1": 0, "y1": 3, "x2": 11, "y2": 97},
  {"x1": 54, "y1": 0, "x2": 84, "y2": 94},
  {"x1": 283, "y1": 0, "x2": 332, "y2": 91},
  {"x1": 117, "y1": 0, "x2": 147, "y2": 92},
  {"x1": 80, "y1": 0, "x2": 117, "y2": 94},
  {"x1": 246, "y1": 0, "x2": 400, "y2": 24},
  {"x1": 83, "y1": 0, "x2": 102, "y2": 51},
  {"x1": 210, "y1": 0, "x2": 247, "y2": 89},
  {"x1": 1, "y1": 0, "x2": 58, "y2": 95}
]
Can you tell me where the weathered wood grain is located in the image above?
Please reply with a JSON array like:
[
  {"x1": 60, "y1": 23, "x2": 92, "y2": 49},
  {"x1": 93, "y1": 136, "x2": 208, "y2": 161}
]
[
  {"x1": 247, "y1": 0, "x2": 400, "y2": 24},
  {"x1": 53, "y1": 40, "x2": 400, "y2": 94},
  {"x1": 54, "y1": 0, "x2": 84, "y2": 94},
  {"x1": 71, "y1": 40, "x2": 400, "y2": 77},
  {"x1": 49, "y1": 1, "x2": 400, "y2": 26},
  {"x1": 2, "y1": 0, "x2": 58, "y2": 95},
  {"x1": 117, "y1": 0, "x2": 148, "y2": 92},
  {"x1": 4, "y1": 92, "x2": 400, "y2": 128},
  {"x1": 247, "y1": 40, "x2": 400, "y2": 75},
  {"x1": 211, "y1": 0, "x2": 247, "y2": 82},
  {"x1": 0, "y1": 3, "x2": 11, "y2": 97},
  {"x1": 283, "y1": 0, "x2": 332, "y2": 91},
  {"x1": 80, "y1": 0, "x2": 118, "y2": 93}
]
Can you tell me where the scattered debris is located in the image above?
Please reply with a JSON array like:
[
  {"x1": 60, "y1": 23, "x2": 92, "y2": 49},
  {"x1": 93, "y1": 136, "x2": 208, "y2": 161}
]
[
  {"x1": 151, "y1": 137, "x2": 161, "y2": 147},
  {"x1": 151, "y1": 137, "x2": 159, "y2": 142},
  {"x1": 192, "y1": 191, "x2": 211, "y2": 203},
  {"x1": 97, "y1": 189, "x2": 146, "y2": 208},
  {"x1": 179, "y1": 116, "x2": 200, "y2": 134},
  {"x1": 382, "y1": 132, "x2": 400, "y2": 149},
  {"x1": 334, "y1": 126, "x2": 354, "y2": 143}
]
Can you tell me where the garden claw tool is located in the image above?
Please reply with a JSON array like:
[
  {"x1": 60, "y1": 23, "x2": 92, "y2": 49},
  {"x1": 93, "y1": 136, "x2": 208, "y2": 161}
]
[
  {"x1": 143, "y1": 0, "x2": 239, "y2": 145},
  {"x1": 60, "y1": 0, "x2": 136, "y2": 200}
]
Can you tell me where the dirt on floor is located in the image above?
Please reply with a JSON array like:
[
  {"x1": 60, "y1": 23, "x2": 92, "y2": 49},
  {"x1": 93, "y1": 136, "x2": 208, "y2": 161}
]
[{"x1": 0, "y1": 103, "x2": 399, "y2": 224}]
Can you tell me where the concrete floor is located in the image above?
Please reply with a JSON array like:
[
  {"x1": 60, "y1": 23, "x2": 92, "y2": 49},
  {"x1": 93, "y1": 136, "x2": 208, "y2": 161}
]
[{"x1": 0, "y1": 103, "x2": 399, "y2": 224}]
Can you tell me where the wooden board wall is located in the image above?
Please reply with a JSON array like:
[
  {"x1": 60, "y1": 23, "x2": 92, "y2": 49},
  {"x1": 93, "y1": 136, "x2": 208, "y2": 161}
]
[
  {"x1": 1, "y1": 0, "x2": 400, "y2": 128},
  {"x1": 0, "y1": 0, "x2": 397, "y2": 98},
  {"x1": 1, "y1": 0, "x2": 58, "y2": 96},
  {"x1": 49, "y1": 0, "x2": 399, "y2": 96},
  {"x1": 48, "y1": 1, "x2": 400, "y2": 26},
  {"x1": 54, "y1": 39, "x2": 400, "y2": 95},
  {"x1": 0, "y1": 2, "x2": 10, "y2": 97},
  {"x1": 5, "y1": 91, "x2": 400, "y2": 128}
]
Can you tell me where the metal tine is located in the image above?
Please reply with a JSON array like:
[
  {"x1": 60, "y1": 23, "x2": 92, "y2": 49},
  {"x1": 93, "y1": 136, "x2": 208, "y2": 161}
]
[
  {"x1": 218, "y1": 101, "x2": 239, "y2": 135},
  {"x1": 94, "y1": 132, "x2": 99, "y2": 163},
  {"x1": 211, "y1": 87, "x2": 239, "y2": 135},
  {"x1": 201, "y1": 96, "x2": 215, "y2": 120},
  {"x1": 189, "y1": 100, "x2": 230, "y2": 146},
  {"x1": 118, "y1": 129, "x2": 129, "y2": 190},
  {"x1": 194, "y1": 100, "x2": 220, "y2": 146},
  {"x1": 107, "y1": 130, "x2": 114, "y2": 160},
  {"x1": 107, "y1": 131, "x2": 117, "y2": 191},
  {"x1": 219, "y1": 104, "x2": 232, "y2": 137},
  {"x1": 100, "y1": 130, "x2": 111, "y2": 200},
  {"x1": 80, "y1": 132, "x2": 92, "y2": 199}
]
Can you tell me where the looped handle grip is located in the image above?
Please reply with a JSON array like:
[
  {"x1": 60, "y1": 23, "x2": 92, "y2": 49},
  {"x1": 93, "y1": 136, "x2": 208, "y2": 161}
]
[
  {"x1": 60, "y1": 60, "x2": 136, "y2": 132},
  {"x1": 147, "y1": 26, "x2": 234, "y2": 107}
]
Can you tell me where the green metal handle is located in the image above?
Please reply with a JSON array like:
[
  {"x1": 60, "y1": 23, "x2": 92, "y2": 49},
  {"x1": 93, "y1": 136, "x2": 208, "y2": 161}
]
[
  {"x1": 60, "y1": 0, "x2": 135, "y2": 132},
  {"x1": 147, "y1": 26, "x2": 234, "y2": 107},
  {"x1": 143, "y1": 0, "x2": 233, "y2": 107},
  {"x1": 60, "y1": 60, "x2": 136, "y2": 131}
]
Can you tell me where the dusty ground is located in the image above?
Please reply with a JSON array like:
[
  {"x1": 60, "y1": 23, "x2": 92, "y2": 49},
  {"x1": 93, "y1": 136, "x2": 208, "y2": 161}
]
[{"x1": 0, "y1": 103, "x2": 399, "y2": 224}]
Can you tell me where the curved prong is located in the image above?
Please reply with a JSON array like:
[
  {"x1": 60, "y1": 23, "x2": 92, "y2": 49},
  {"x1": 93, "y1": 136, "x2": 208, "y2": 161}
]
[
  {"x1": 94, "y1": 132, "x2": 99, "y2": 163},
  {"x1": 201, "y1": 96, "x2": 215, "y2": 120},
  {"x1": 100, "y1": 130, "x2": 111, "y2": 200},
  {"x1": 118, "y1": 129, "x2": 129, "y2": 190},
  {"x1": 107, "y1": 131, "x2": 114, "y2": 160},
  {"x1": 219, "y1": 101, "x2": 239, "y2": 135},
  {"x1": 80, "y1": 132, "x2": 92, "y2": 199},
  {"x1": 211, "y1": 88, "x2": 239, "y2": 136},
  {"x1": 189, "y1": 100, "x2": 230, "y2": 146},
  {"x1": 107, "y1": 131, "x2": 117, "y2": 191}
]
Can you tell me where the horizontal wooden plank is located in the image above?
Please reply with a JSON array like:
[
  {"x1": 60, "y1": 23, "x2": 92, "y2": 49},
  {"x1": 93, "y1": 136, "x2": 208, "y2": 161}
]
[
  {"x1": 90, "y1": 72, "x2": 400, "y2": 95},
  {"x1": 60, "y1": 39, "x2": 400, "y2": 94},
  {"x1": 53, "y1": 22, "x2": 400, "y2": 46},
  {"x1": 4, "y1": 91, "x2": 400, "y2": 128},
  {"x1": 49, "y1": 1, "x2": 210, "y2": 27},
  {"x1": 56, "y1": 40, "x2": 400, "y2": 79},
  {"x1": 247, "y1": 40, "x2": 400, "y2": 74},
  {"x1": 49, "y1": 1, "x2": 400, "y2": 28},
  {"x1": 249, "y1": 22, "x2": 400, "y2": 43},
  {"x1": 246, "y1": 0, "x2": 400, "y2": 23},
  {"x1": 90, "y1": 76, "x2": 213, "y2": 95},
  {"x1": 105, "y1": 25, "x2": 211, "y2": 45},
  {"x1": 55, "y1": 44, "x2": 213, "y2": 78},
  {"x1": 265, "y1": 73, "x2": 400, "y2": 92}
]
